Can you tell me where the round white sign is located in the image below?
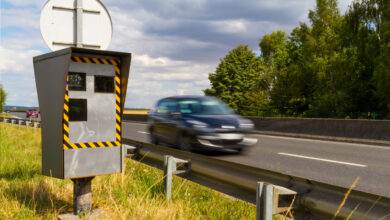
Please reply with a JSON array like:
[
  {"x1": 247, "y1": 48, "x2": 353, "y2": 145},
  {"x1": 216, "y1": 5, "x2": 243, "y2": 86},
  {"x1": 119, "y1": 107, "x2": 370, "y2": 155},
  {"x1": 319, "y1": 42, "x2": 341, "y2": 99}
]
[{"x1": 40, "y1": 0, "x2": 113, "y2": 51}]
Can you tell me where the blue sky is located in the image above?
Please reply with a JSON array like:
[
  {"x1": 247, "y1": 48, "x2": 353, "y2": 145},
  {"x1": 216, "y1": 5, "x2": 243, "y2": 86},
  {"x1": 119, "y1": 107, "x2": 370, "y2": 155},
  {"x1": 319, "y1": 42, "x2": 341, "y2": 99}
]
[{"x1": 0, "y1": 0, "x2": 352, "y2": 108}]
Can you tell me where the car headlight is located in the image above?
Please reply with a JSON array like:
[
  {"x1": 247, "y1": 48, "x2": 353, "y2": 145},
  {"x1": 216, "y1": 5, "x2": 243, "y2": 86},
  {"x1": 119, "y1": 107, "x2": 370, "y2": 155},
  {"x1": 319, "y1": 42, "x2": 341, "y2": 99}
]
[{"x1": 187, "y1": 120, "x2": 208, "y2": 129}]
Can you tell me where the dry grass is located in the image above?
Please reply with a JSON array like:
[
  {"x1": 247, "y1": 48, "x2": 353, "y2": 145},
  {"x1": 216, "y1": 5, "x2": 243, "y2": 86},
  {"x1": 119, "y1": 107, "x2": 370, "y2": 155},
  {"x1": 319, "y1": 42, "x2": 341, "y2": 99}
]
[
  {"x1": 332, "y1": 177, "x2": 360, "y2": 220},
  {"x1": 0, "y1": 113, "x2": 12, "y2": 118},
  {"x1": 0, "y1": 123, "x2": 261, "y2": 219}
]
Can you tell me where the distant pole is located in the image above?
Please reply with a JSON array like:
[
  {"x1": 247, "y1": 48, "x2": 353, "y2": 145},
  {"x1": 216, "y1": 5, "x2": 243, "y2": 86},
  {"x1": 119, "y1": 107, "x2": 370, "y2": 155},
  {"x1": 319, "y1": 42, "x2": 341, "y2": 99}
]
[
  {"x1": 72, "y1": 177, "x2": 94, "y2": 214},
  {"x1": 76, "y1": 0, "x2": 83, "y2": 47}
]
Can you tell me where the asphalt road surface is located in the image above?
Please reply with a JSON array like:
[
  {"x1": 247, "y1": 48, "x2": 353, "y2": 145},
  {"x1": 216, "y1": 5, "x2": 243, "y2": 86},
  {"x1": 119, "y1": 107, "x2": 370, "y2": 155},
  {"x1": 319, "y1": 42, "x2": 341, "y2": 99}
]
[
  {"x1": 9, "y1": 112, "x2": 27, "y2": 119},
  {"x1": 123, "y1": 122, "x2": 390, "y2": 198}
]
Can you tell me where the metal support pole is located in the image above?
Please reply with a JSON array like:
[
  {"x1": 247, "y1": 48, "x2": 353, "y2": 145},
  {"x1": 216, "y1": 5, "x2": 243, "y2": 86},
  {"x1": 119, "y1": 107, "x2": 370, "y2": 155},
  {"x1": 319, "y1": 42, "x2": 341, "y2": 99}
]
[
  {"x1": 256, "y1": 182, "x2": 273, "y2": 220},
  {"x1": 76, "y1": 0, "x2": 83, "y2": 47},
  {"x1": 164, "y1": 155, "x2": 174, "y2": 201},
  {"x1": 72, "y1": 177, "x2": 94, "y2": 215}
]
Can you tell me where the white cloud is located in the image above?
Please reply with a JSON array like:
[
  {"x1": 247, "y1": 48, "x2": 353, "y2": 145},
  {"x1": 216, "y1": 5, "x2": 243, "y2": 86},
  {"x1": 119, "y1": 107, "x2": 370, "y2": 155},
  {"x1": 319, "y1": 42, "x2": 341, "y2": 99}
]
[
  {"x1": 133, "y1": 54, "x2": 183, "y2": 68},
  {"x1": 142, "y1": 73, "x2": 204, "y2": 82},
  {"x1": 1, "y1": 8, "x2": 40, "y2": 30},
  {"x1": 211, "y1": 19, "x2": 248, "y2": 34},
  {"x1": 3, "y1": 0, "x2": 43, "y2": 7},
  {"x1": 0, "y1": 46, "x2": 42, "y2": 75}
]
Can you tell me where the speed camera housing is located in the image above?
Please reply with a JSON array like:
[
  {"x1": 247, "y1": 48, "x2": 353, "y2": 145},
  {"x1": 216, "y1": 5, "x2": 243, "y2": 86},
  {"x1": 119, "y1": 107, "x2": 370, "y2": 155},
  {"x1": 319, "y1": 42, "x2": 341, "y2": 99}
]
[{"x1": 33, "y1": 47, "x2": 131, "y2": 179}]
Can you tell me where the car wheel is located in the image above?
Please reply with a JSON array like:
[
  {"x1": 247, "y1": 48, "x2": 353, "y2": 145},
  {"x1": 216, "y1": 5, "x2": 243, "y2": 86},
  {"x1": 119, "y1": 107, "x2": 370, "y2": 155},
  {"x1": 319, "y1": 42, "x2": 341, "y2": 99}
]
[
  {"x1": 178, "y1": 134, "x2": 192, "y2": 151},
  {"x1": 149, "y1": 129, "x2": 159, "y2": 145}
]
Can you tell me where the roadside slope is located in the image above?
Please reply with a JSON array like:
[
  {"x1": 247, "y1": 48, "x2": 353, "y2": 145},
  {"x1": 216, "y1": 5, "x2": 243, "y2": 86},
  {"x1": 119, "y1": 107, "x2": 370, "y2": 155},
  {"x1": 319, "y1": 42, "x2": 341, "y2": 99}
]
[{"x1": 0, "y1": 124, "x2": 260, "y2": 219}]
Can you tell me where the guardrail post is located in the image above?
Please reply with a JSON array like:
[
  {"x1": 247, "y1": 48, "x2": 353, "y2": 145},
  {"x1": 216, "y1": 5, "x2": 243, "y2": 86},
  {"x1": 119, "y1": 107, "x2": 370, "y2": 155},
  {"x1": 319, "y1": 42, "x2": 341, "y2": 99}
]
[
  {"x1": 256, "y1": 182, "x2": 273, "y2": 220},
  {"x1": 123, "y1": 144, "x2": 137, "y2": 158},
  {"x1": 164, "y1": 155, "x2": 174, "y2": 200},
  {"x1": 163, "y1": 155, "x2": 190, "y2": 201},
  {"x1": 122, "y1": 144, "x2": 138, "y2": 172},
  {"x1": 33, "y1": 122, "x2": 40, "y2": 128}
]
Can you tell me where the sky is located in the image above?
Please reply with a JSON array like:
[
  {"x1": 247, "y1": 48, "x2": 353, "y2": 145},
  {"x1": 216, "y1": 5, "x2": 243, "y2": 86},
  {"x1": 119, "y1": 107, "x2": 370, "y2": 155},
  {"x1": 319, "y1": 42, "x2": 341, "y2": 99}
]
[{"x1": 0, "y1": 0, "x2": 352, "y2": 108}]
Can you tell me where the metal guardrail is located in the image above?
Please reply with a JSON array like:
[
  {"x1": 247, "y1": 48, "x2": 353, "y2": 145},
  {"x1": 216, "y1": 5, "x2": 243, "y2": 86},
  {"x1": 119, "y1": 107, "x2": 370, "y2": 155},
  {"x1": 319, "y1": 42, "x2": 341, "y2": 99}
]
[
  {"x1": 0, "y1": 117, "x2": 41, "y2": 128},
  {"x1": 3, "y1": 116, "x2": 388, "y2": 218},
  {"x1": 124, "y1": 138, "x2": 390, "y2": 220}
]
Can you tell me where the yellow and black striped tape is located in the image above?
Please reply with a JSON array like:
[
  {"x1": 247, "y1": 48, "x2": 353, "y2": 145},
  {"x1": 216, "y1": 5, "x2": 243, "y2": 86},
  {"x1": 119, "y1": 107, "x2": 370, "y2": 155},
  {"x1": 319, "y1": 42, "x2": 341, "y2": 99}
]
[{"x1": 63, "y1": 56, "x2": 122, "y2": 150}]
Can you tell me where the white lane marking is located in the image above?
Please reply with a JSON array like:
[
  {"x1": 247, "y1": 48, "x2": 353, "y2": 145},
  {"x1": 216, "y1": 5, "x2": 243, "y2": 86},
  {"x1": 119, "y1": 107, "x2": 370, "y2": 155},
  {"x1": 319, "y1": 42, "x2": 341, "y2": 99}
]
[
  {"x1": 278, "y1": 152, "x2": 367, "y2": 167},
  {"x1": 137, "y1": 131, "x2": 150, "y2": 135},
  {"x1": 259, "y1": 134, "x2": 390, "y2": 150}
]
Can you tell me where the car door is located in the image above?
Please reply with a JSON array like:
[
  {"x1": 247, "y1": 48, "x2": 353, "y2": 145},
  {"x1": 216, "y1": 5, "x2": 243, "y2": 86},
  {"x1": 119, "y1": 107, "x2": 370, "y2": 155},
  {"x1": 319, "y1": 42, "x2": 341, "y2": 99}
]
[
  {"x1": 152, "y1": 99, "x2": 169, "y2": 140},
  {"x1": 163, "y1": 100, "x2": 182, "y2": 144},
  {"x1": 153, "y1": 99, "x2": 177, "y2": 143}
]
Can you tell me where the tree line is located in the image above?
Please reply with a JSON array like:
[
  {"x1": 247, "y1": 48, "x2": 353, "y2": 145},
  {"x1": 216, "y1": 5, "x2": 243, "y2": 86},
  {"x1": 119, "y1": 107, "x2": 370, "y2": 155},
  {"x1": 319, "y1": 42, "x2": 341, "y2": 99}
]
[
  {"x1": 0, "y1": 85, "x2": 6, "y2": 113},
  {"x1": 205, "y1": 0, "x2": 390, "y2": 119}
]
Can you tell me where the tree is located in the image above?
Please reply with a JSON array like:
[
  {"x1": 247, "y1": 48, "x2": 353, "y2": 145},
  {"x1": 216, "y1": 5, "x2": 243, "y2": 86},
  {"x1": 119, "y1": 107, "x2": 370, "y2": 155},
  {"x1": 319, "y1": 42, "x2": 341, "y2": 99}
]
[
  {"x1": 374, "y1": 0, "x2": 390, "y2": 117},
  {"x1": 205, "y1": 0, "x2": 389, "y2": 119},
  {"x1": 258, "y1": 31, "x2": 297, "y2": 115},
  {"x1": 204, "y1": 45, "x2": 264, "y2": 114},
  {"x1": 337, "y1": 0, "x2": 382, "y2": 118},
  {"x1": 0, "y1": 85, "x2": 6, "y2": 113},
  {"x1": 259, "y1": 31, "x2": 288, "y2": 58},
  {"x1": 304, "y1": 0, "x2": 347, "y2": 117}
]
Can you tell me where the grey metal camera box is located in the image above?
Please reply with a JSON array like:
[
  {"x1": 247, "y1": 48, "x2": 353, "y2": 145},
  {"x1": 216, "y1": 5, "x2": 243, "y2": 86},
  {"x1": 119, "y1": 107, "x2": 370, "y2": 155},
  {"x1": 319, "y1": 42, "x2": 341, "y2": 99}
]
[{"x1": 33, "y1": 47, "x2": 131, "y2": 179}]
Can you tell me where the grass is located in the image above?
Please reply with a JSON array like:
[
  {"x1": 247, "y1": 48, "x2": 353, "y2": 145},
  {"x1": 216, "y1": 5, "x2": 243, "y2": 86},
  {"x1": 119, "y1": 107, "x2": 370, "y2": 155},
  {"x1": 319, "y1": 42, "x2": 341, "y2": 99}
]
[
  {"x1": 0, "y1": 123, "x2": 263, "y2": 219},
  {"x1": 0, "y1": 113, "x2": 11, "y2": 118}
]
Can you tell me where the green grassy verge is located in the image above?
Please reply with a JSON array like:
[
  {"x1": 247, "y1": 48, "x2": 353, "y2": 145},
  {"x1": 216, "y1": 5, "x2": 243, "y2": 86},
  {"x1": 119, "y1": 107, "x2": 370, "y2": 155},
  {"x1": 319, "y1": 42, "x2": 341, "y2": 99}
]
[
  {"x1": 0, "y1": 113, "x2": 11, "y2": 118},
  {"x1": 0, "y1": 124, "x2": 262, "y2": 219}
]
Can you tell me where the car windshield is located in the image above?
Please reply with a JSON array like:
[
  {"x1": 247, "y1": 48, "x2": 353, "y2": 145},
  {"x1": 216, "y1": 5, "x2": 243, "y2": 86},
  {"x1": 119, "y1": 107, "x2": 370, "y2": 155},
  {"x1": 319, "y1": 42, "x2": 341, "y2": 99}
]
[{"x1": 177, "y1": 98, "x2": 233, "y2": 115}]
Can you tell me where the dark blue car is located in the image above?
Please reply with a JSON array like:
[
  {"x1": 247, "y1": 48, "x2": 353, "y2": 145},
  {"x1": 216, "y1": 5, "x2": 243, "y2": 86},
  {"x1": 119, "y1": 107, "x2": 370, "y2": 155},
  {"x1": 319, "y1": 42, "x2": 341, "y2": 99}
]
[{"x1": 147, "y1": 95, "x2": 257, "y2": 152}]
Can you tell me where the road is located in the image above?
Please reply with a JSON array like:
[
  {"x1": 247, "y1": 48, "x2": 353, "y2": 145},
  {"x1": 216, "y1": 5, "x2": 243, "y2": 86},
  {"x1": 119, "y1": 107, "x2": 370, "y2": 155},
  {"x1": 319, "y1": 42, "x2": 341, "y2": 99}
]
[
  {"x1": 9, "y1": 112, "x2": 26, "y2": 119},
  {"x1": 123, "y1": 122, "x2": 390, "y2": 198}
]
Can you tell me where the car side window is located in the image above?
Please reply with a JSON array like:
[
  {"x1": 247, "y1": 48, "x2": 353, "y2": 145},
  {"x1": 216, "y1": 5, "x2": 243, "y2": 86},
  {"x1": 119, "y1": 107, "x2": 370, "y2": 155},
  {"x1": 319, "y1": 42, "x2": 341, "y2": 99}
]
[
  {"x1": 156, "y1": 99, "x2": 178, "y2": 115},
  {"x1": 178, "y1": 100, "x2": 197, "y2": 114}
]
